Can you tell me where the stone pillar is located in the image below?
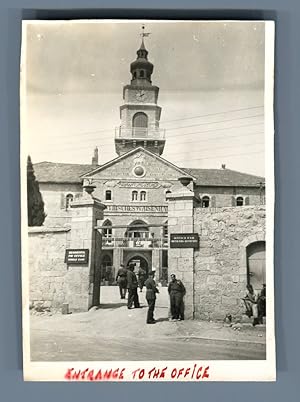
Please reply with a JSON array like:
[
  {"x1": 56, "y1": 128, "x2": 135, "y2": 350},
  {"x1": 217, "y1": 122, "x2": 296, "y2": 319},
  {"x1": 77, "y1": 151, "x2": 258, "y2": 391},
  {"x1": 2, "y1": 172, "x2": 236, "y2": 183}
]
[
  {"x1": 167, "y1": 178, "x2": 199, "y2": 319},
  {"x1": 66, "y1": 186, "x2": 106, "y2": 312}
]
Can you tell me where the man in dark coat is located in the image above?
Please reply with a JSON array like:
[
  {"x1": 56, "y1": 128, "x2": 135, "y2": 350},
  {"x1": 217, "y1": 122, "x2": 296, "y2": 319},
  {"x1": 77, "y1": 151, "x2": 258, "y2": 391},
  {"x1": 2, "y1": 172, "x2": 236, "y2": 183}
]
[
  {"x1": 168, "y1": 274, "x2": 186, "y2": 321},
  {"x1": 115, "y1": 264, "x2": 127, "y2": 299},
  {"x1": 144, "y1": 271, "x2": 159, "y2": 324},
  {"x1": 137, "y1": 267, "x2": 146, "y2": 292},
  {"x1": 127, "y1": 264, "x2": 140, "y2": 309}
]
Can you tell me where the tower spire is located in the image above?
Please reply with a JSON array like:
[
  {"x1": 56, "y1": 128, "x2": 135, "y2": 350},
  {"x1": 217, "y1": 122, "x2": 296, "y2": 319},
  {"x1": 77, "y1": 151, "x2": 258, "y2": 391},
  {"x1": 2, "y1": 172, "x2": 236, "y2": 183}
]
[
  {"x1": 140, "y1": 24, "x2": 151, "y2": 41},
  {"x1": 130, "y1": 25, "x2": 153, "y2": 85}
]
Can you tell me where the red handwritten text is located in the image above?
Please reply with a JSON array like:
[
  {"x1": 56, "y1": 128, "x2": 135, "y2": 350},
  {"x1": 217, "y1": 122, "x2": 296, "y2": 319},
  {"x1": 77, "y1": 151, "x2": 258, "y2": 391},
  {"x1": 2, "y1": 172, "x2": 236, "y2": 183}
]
[
  {"x1": 65, "y1": 367, "x2": 125, "y2": 381},
  {"x1": 64, "y1": 365, "x2": 210, "y2": 381},
  {"x1": 131, "y1": 364, "x2": 210, "y2": 381}
]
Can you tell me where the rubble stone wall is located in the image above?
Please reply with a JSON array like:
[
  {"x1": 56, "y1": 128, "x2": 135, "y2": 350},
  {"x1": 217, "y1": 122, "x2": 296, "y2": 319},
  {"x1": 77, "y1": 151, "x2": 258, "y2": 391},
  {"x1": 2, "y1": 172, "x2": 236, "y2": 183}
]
[
  {"x1": 193, "y1": 205, "x2": 266, "y2": 320},
  {"x1": 28, "y1": 227, "x2": 70, "y2": 311}
]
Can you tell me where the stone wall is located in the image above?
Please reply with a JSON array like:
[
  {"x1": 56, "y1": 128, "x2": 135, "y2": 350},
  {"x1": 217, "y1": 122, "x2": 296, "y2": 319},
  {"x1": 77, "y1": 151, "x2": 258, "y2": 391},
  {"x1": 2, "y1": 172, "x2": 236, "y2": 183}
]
[
  {"x1": 28, "y1": 194, "x2": 106, "y2": 313},
  {"x1": 28, "y1": 227, "x2": 71, "y2": 311},
  {"x1": 193, "y1": 205, "x2": 266, "y2": 321}
]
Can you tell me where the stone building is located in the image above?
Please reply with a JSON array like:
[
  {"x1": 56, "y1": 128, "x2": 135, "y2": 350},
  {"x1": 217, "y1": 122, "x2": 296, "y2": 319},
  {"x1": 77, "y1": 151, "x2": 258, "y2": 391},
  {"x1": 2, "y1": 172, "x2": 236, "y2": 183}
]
[{"x1": 29, "y1": 37, "x2": 266, "y2": 318}]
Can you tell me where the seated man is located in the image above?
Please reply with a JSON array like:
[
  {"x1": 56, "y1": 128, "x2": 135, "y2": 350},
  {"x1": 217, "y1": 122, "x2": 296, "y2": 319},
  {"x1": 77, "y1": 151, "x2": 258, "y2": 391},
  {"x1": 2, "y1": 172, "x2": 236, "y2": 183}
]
[{"x1": 242, "y1": 284, "x2": 259, "y2": 326}]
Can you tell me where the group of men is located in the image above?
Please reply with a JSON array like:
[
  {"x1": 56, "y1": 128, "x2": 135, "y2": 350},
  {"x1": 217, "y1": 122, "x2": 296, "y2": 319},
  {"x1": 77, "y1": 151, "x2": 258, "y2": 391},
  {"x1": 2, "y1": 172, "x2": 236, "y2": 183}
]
[
  {"x1": 243, "y1": 283, "x2": 266, "y2": 326},
  {"x1": 116, "y1": 264, "x2": 186, "y2": 324}
]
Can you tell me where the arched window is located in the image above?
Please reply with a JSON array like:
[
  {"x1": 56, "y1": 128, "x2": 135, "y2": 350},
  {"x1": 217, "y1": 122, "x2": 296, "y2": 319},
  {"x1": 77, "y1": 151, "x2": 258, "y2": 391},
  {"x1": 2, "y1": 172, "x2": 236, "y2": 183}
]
[
  {"x1": 132, "y1": 191, "x2": 138, "y2": 201},
  {"x1": 65, "y1": 194, "x2": 73, "y2": 209},
  {"x1": 139, "y1": 70, "x2": 144, "y2": 78},
  {"x1": 140, "y1": 191, "x2": 146, "y2": 201},
  {"x1": 127, "y1": 220, "x2": 149, "y2": 239},
  {"x1": 105, "y1": 190, "x2": 112, "y2": 201},
  {"x1": 202, "y1": 196, "x2": 210, "y2": 208},
  {"x1": 236, "y1": 196, "x2": 244, "y2": 206},
  {"x1": 133, "y1": 112, "x2": 148, "y2": 128},
  {"x1": 102, "y1": 219, "x2": 112, "y2": 238},
  {"x1": 133, "y1": 71, "x2": 137, "y2": 79}
]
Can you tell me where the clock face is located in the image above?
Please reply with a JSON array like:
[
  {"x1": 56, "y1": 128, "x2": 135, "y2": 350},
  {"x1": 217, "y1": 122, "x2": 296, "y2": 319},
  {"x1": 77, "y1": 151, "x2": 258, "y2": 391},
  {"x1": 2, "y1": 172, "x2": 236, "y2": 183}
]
[{"x1": 136, "y1": 90, "x2": 146, "y2": 102}]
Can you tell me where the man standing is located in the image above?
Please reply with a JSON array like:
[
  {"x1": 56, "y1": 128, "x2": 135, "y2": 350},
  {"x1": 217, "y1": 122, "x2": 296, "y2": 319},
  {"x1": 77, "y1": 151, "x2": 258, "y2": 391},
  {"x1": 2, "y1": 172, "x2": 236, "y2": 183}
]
[
  {"x1": 137, "y1": 266, "x2": 146, "y2": 292},
  {"x1": 115, "y1": 264, "x2": 127, "y2": 299},
  {"x1": 144, "y1": 271, "x2": 159, "y2": 324},
  {"x1": 127, "y1": 264, "x2": 140, "y2": 309},
  {"x1": 168, "y1": 274, "x2": 186, "y2": 321}
]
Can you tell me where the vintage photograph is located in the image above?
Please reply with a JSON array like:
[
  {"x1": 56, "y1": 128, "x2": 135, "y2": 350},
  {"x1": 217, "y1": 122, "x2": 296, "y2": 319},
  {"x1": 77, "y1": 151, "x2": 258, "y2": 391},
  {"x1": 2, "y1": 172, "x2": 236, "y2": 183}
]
[{"x1": 21, "y1": 20, "x2": 275, "y2": 381}]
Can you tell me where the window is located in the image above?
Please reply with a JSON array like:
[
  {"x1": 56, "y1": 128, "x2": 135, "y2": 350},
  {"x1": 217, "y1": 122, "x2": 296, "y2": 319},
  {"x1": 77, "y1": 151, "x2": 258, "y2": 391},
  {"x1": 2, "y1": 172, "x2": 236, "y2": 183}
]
[
  {"x1": 102, "y1": 220, "x2": 112, "y2": 238},
  {"x1": 133, "y1": 71, "x2": 136, "y2": 79},
  {"x1": 65, "y1": 194, "x2": 74, "y2": 209},
  {"x1": 236, "y1": 196, "x2": 244, "y2": 206},
  {"x1": 105, "y1": 190, "x2": 112, "y2": 201},
  {"x1": 202, "y1": 196, "x2": 210, "y2": 208},
  {"x1": 139, "y1": 70, "x2": 144, "y2": 78},
  {"x1": 132, "y1": 191, "x2": 138, "y2": 201},
  {"x1": 140, "y1": 191, "x2": 146, "y2": 201}
]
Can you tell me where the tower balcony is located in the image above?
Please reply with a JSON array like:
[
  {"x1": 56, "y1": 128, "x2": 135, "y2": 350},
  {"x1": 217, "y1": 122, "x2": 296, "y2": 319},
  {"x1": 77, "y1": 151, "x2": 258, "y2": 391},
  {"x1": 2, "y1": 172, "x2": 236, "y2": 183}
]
[{"x1": 115, "y1": 126, "x2": 166, "y2": 140}]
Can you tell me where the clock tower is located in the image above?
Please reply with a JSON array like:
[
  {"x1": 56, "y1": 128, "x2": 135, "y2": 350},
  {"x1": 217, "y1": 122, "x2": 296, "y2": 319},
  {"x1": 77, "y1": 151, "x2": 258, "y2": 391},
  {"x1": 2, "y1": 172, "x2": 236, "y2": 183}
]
[{"x1": 115, "y1": 33, "x2": 166, "y2": 156}]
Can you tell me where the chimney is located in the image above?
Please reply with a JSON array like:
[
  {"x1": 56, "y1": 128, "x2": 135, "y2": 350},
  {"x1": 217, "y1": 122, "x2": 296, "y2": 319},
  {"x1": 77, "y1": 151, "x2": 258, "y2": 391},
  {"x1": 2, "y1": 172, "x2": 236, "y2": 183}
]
[
  {"x1": 92, "y1": 147, "x2": 99, "y2": 166},
  {"x1": 221, "y1": 164, "x2": 226, "y2": 169}
]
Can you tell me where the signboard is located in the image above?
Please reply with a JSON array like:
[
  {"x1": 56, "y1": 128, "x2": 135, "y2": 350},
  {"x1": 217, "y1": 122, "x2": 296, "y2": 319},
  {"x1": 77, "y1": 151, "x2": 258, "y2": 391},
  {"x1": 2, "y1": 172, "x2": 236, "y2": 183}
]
[
  {"x1": 65, "y1": 249, "x2": 89, "y2": 264},
  {"x1": 170, "y1": 233, "x2": 199, "y2": 249}
]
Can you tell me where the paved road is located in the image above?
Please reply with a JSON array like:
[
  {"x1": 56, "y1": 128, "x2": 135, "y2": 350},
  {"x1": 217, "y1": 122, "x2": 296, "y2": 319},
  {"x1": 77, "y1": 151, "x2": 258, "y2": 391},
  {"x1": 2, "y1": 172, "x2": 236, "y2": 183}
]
[{"x1": 31, "y1": 332, "x2": 266, "y2": 361}]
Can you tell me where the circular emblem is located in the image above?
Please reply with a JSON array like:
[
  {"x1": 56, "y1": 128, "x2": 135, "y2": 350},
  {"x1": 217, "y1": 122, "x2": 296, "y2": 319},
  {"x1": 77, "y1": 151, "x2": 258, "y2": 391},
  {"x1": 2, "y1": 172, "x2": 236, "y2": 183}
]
[{"x1": 133, "y1": 165, "x2": 145, "y2": 177}]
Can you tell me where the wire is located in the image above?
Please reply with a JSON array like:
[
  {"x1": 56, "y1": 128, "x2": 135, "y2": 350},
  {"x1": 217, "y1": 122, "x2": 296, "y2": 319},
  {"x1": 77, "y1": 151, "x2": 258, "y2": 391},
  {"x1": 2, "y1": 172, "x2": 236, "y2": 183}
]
[
  {"x1": 41, "y1": 107, "x2": 264, "y2": 140},
  {"x1": 160, "y1": 105, "x2": 264, "y2": 124},
  {"x1": 164, "y1": 141, "x2": 264, "y2": 158},
  {"x1": 44, "y1": 131, "x2": 263, "y2": 156},
  {"x1": 40, "y1": 131, "x2": 264, "y2": 154},
  {"x1": 45, "y1": 121, "x2": 264, "y2": 148},
  {"x1": 165, "y1": 131, "x2": 264, "y2": 147},
  {"x1": 174, "y1": 150, "x2": 264, "y2": 163},
  {"x1": 167, "y1": 122, "x2": 263, "y2": 138},
  {"x1": 165, "y1": 114, "x2": 264, "y2": 131}
]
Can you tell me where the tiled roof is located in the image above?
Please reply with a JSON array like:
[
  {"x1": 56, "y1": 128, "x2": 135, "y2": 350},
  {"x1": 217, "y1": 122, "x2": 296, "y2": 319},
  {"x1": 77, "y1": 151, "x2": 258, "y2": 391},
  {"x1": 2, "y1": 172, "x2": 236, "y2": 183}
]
[
  {"x1": 181, "y1": 168, "x2": 264, "y2": 187},
  {"x1": 33, "y1": 161, "x2": 264, "y2": 188},
  {"x1": 33, "y1": 162, "x2": 96, "y2": 183}
]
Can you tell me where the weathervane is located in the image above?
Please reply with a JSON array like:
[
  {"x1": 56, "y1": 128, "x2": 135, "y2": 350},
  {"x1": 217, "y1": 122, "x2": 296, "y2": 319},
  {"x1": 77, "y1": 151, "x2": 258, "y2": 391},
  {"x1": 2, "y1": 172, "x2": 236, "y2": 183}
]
[{"x1": 140, "y1": 24, "x2": 151, "y2": 38}]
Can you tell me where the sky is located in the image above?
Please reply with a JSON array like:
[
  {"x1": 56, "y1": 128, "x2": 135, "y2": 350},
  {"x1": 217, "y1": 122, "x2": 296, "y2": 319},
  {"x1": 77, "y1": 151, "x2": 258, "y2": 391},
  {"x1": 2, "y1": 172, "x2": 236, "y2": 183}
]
[{"x1": 22, "y1": 20, "x2": 266, "y2": 176}]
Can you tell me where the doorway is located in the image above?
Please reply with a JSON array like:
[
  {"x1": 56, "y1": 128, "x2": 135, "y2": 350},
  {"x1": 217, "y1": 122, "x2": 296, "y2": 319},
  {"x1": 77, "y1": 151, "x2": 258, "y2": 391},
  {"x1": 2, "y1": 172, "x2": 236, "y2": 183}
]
[
  {"x1": 247, "y1": 241, "x2": 266, "y2": 292},
  {"x1": 127, "y1": 255, "x2": 149, "y2": 277}
]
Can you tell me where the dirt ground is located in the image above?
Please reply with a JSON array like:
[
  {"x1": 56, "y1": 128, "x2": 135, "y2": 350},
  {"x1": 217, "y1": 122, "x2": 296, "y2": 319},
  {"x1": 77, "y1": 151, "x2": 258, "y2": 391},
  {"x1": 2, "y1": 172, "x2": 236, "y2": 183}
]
[{"x1": 30, "y1": 286, "x2": 266, "y2": 361}]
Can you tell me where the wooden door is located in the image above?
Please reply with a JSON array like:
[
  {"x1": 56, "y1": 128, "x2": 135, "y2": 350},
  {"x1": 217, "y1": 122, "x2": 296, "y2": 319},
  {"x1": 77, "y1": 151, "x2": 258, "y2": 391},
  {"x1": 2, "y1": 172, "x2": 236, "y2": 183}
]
[{"x1": 247, "y1": 241, "x2": 266, "y2": 292}]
